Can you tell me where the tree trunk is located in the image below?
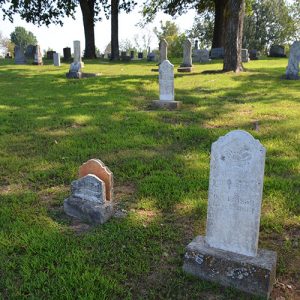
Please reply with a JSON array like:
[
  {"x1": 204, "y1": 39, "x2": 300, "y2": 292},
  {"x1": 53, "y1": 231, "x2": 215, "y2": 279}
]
[
  {"x1": 212, "y1": 0, "x2": 227, "y2": 48},
  {"x1": 111, "y1": 0, "x2": 120, "y2": 61},
  {"x1": 223, "y1": 0, "x2": 245, "y2": 72},
  {"x1": 79, "y1": 0, "x2": 96, "y2": 59}
]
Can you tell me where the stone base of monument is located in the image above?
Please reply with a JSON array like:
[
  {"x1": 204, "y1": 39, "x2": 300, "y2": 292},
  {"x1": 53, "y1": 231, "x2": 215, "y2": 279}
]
[
  {"x1": 64, "y1": 197, "x2": 114, "y2": 224},
  {"x1": 285, "y1": 74, "x2": 299, "y2": 80},
  {"x1": 66, "y1": 71, "x2": 82, "y2": 79},
  {"x1": 177, "y1": 67, "x2": 193, "y2": 73},
  {"x1": 183, "y1": 236, "x2": 277, "y2": 299},
  {"x1": 152, "y1": 100, "x2": 181, "y2": 109}
]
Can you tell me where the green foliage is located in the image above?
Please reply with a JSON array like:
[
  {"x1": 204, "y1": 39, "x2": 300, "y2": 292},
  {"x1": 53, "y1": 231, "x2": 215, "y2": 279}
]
[
  {"x1": 10, "y1": 26, "x2": 37, "y2": 48},
  {"x1": 154, "y1": 20, "x2": 186, "y2": 58},
  {"x1": 243, "y1": 0, "x2": 297, "y2": 51}
]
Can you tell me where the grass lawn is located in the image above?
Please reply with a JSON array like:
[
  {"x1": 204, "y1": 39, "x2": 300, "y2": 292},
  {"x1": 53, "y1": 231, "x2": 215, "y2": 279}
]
[{"x1": 0, "y1": 57, "x2": 299, "y2": 300}]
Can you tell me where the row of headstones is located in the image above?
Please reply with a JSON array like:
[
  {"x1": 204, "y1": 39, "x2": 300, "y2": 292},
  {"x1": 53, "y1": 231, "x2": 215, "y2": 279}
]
[{"x1": 64, "y1": 130, "x2": 277, "y2": 299}]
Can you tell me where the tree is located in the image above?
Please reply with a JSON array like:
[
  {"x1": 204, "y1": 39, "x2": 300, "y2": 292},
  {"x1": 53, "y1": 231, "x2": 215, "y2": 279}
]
[
  {"x1": 243, "y1": 0, "x2": 297, "y2": 52},
  {"x1": 0, "y1": 0, "x2": 135, "y2": 59},
  {"x1": 10, "y1": 26, "x2": 37, "y2": 48},
  {"x1": 223, "y1": 0, "x2": 245, "y2": 72}
]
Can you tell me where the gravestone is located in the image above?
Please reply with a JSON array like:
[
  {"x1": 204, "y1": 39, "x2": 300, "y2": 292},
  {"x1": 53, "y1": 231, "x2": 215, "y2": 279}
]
[
  {"x1": 269, "y1": 45, "x2": 286, "y2": 57},
  {"x1": 249, "y1": 49, "x2": 260, "y2": 60},
  {"x1": 152, "y1": 60, "x2": 181, "y2": 109},
  {"x1": 178, "y1": 39, "x2": 193, "y2": 72},
  {"x1": 195, "y1": 40, "x2": 199, "y2": 50},
  {"x1": 25, "y1": 45, "x2": 36, "y2": 59},
  {"x1": 183, "y1": 130, "x2": 277, "y2": 299},
  {"x1": 159, "y1": 39, "x2": 168, "y2": 63},
  {"x1": 14, "y1": 46, "x2": 26, "y2": 64},
  {"x1": 130, "y1": 51, "x2": 135, "y2": 60},
  {"x1": 242, "y1": 49, "x2": 250, "y2": 63},
  {"x1": 211, "y1": 47, "x2": 224, "y2": 59},
  {"x1": 285, "y1": 41, "x2": 300, "y2": 80},
  {"x1": 193, "y1": 49, "x2": 210, "y2": 63},
  {"x1": 63, "y1": 47, "x2": 72, "y2": 61},
  {"x1": 73, "y1": 41, "x2": 84, "y2": 67},
  {"x1": 147, "y1": 52, "x2": 156, "y2": 62},
  {"x1": 138, "y1": 52, "x2": 143, "y2": 59},
  {"x1": 53, "y1": 53, "x2": 61, "y2": 67},
  {"x1": 47, "y1": 50, "x2": 56, "y2": 60},
  {"x1": 33, "y1": 45, "x2": 43, "y2": 65}
]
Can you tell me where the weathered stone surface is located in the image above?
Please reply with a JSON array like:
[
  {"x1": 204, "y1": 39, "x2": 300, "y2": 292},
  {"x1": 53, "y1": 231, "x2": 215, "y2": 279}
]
[
  {"x1": 159, "y1": 39, "x2": 168, "y2": 63},
  {"x1": 47, "y1": 51, "x2": 56, "y2": 60},
  {"x1": 33, "y1": 45, "x2": 43, "y2": 65},
  {"x1": 286, "y1": 41, "x2": 300, "y2": 80},
  {"x1": 180, "y1": 39, "x2": 192, "y2": 68},
  {"x1": 183, "y1": 236, "x2": 277, "y2": 299},
  {"x1": 193, "y1": 49, "x2": 210, "y2": 63},
  {"x1": 242, "y1": 49, "x2": 250, "y2": 63},
  {"x1": 206, "y1": 130, "x2": 266, "y2": 257},
  {"x1": 269, "y1": 45, "x2": 286, "y2": 57},
  {"x1": 79, "y1": 159, "x2": 113, "y2": 201},
  {"x1": 64, "y1": 174, "x2": 114, "y2": 224},
  {"x1": 66, "y1": 62, "x2": 82, "y2": 79},
  {"x1": 53, "y1": 53, "x2": 61, "y2": 66},
  {"x1": 152, "y1": 100, "x2": 181, "y2": 109},
  {"x1": 14, "y1": 46, "x2": 26, "y2": 64},
  {"x1": 211, "y1": 48, "x2": 224, "y2": 59},
  {"x1": 159, "y1": 60, "x2": 174, "y2": 101},
  {"x1": 73, "y1": 40, "x2": 84, "y2": 68}
]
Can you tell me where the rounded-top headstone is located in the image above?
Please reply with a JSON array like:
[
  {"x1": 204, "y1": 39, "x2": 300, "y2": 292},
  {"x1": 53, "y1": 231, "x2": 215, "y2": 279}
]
[
  {"x1": 206, "y1": 130, "x2": 266, "y2": 257},
  {"x1": 79, "y1": 159, "x2": 113, "y2": 201}
]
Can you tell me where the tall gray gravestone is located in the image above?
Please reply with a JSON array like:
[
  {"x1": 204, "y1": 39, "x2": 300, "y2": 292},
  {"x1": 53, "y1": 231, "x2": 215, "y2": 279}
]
[
  {"x1": 183, "y1": 130, "x2": 277, "y2": 299},
  {"x1": 53, "y1": 53, "x2": 61, "y2": 67},
  {"x1": 178, "y1": 39, "x2": 193, "y2": 72},
  {"x1": 159, "y1": 39, "x2": 168, "y2": 63},
  {"x1": 153, "y1": 60, "x2": 181, "y2": 109},
  {"x1": 14, "y1": 46, "x2": 26, "y2": 64},
  {"x1": 33, "y1": 45, "x2": 43, "y2": 65},
  {"x1": 73, "y1": 40, "x2": 84, "y2": 67},
  {"x1": 286, "y1": 41, "x2": 300, "y2": 80},
  {"x1": 66, "y1": 41, "x2": 84, "y2": 78}
]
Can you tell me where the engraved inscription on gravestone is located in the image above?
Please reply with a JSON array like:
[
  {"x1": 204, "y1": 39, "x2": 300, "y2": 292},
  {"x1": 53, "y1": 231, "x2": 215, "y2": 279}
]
[
  {"x1": 159, "y1": 60, "x2": 174, "y2": 101},
  {"x1": 206, "y1": 130, "x2": 266, "y2": 257}
]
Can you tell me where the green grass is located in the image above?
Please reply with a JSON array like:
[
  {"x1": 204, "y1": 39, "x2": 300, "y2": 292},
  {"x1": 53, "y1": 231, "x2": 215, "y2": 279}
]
[{"x1": 0, "y1": 57, "x2": 299, "y2": 300}]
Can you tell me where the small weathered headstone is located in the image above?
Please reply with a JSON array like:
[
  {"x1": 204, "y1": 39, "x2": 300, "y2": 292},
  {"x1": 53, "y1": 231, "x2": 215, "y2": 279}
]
[
  {"x1": 193, "y1": 49, "x2": 210, "y2": 63},
  {"x1": 33, "y1": 45, "x2": 43, "y2": 65},
  {"x1": 14, "y1": 46, "x2": 26, "y2": 64},
  {"x1": 25, "y1": 45, "x2": 36, "y2": 59},
  {"x1": 152, "y1": 60, "x2": 181, "y2": 109},
  {"x1": 249, "y1": 49, "x2": 260, "y2": 60},
  {"x1": 47, "y1": 50, "x2": 56, "y2": 60},
  {"x1": 138, "y1": 52, "x2": 143, "y2": 59},
  {"x1": 183, "y1": 130, "x2": 277, "y2": 299},
  {"x1": 242, "y1": 49, "x2": 250, "y2": 63},
  {"x1": 285, "y1": 41, "x2": 300, "y2": 80},
  {"x1": 64, "y1": 174, "x2": 114, "y2": 224},
  {"x1": 63, "y1": 47, "x2": 72, "y2": 61},
  {"x1": 269, "y1": 45, "x2": 286, "y2": 57},
  {"x1": 178, "y1": 39, "x2": 193, "y2": 72},
  {"x1": 53, "y1": 53, "x2": 61, "y2": 67},
  {"x1": 66, "y1": 62, "x2": 82, "y2": 79},
  {"x1": 159, "y1": 39, "x2": 168, "y2": 63},
  {"x1": 210, "y1": 47, "x2": 224, "y2": 59},
  {"x1": 148, "y1": 52, "x2": 156, "y2": 62},
  {"x1": 79, "y1": 159, "x2": 113, "y2": 201}
]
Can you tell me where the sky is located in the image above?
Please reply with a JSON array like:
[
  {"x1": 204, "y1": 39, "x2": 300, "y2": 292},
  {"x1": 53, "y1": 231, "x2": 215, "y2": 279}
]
[{"x1": 0, "y1": 2, "x2": 196, "y2": 55}]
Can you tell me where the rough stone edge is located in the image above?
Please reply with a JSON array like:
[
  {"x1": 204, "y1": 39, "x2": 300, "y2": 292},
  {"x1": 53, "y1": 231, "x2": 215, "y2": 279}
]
[
  {"x1": 183, "y1": 236, "x2": 277, "y2": 299},
  {"x1": 152, "y1": 100, "x2": 181, "y2": 110},
  {"x1": 64, "y1": 197, "x2": 114, "y2": 225}
]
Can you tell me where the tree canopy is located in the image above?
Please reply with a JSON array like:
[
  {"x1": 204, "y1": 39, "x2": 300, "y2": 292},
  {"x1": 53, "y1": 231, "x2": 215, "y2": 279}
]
[{"x1": 10, "y1": 26, "x2": 37, "y2": 48}]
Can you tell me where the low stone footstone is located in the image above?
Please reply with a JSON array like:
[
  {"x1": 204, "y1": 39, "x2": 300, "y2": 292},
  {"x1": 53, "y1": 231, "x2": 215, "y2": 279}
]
[
  {"x1": 178, "y1": 39, "x2": 193, "y2": 73},
  {"x1": 64, "y1": 174, "x2": 114, "y2": 224},
  {"x1": 14, "y1": 46, "x2": 26, "y2": 64},
  {"x1": 33, "y1": 45, "x2": 43, "y2": 65},
  {"x1": 152, "y1": 60, "x2": 181, "y2": 109},
  {"x1": 285, "y1": 41, "x2": 300, "y2": 80},
  {"x1": 53, "y1": 53, "x2": 61, "y2": 67},
  {"x1": 79, "y1": 159, "x2": 113, "y2": 201},
  {"x1": 183, "y1": 130, "x2": 277, "y2": 299},
  {"x1": 242, "y1": 49, "x2": 250, "y2": 63}
]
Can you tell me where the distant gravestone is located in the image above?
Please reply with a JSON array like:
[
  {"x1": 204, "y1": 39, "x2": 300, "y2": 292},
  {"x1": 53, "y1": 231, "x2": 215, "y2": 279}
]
[
  {"x1": 178, "y1": 39, "x2": 193, "y2": 72},
  {"x1": 130, "y1": 51, "x2": 135, "y2": 59},
  {"x1": 269, "y1": 45, "x2": 286, "y2": 57},
  {"x1": 53, "y1": 53, "x2": 61, "y2": 67},
  {"x1": 63, "y1": 47, "x2": 72, "y2": 61},
  {"x1": 285, "y1": 41, "x2": 300, "y2": 80},
  {"x1": 183, "y1": 130, "x2": 277, "y2": 299},
  {"x1": 66, "y1": 41, "x2": 84, "y2": 78},
  {"x1": 249, "y1": 49, "x2": 260, "y2": 60},
  {"x1": 138, "y1": 52, "x2": 143, "y2": 59},
  {"x1": 152, "y1": 60, "x2": 181, "y2": 109},
  {"x1": 193, "y1": 49, "x2": 210, "y2": 63},
  {"x1": 47, "y1": 51, "x2": 56, "y2": 60},
  {"x1": 147, "y1": 52, "x2": 156, "y2": 62},
  {"x1": 33, "y1": 45, "x2": 43, "y2": 65},
  {"x1": 242, "y1": 49, "x2": 250, "y2": 63},
  {"x1": 5, "y1": 52, "x2": 12, "y2": 59},
  {"x1": 14, "y1": 46, "x2": 26, "y2": 64},
  {"x1": 25, "y1": 45, "x2": 36, "y2": 59},
  {"x1": 210, "y1": 47, "x2": 224, "y2": 59},
  {"x1": 159, "y1": 39, "x2": 168, "y2": 63}
]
